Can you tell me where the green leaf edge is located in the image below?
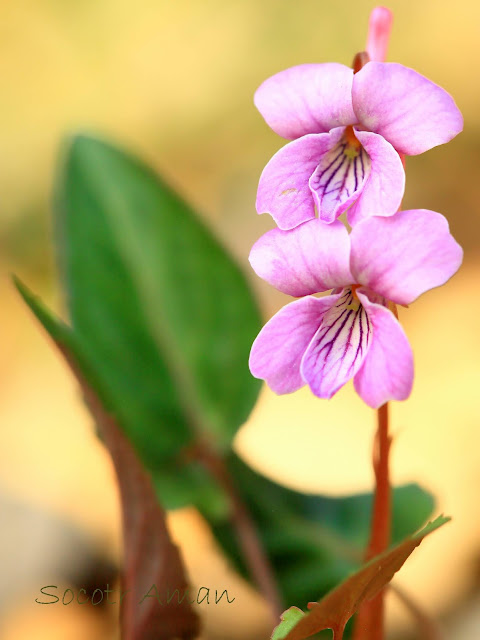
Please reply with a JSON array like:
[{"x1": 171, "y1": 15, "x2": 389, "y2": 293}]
[
  {"x1": 55, "y1": 133, "x2": 263, "y2": 448},
  {"x1": 270, "y1": 515, "x2": 451, "y2": 640}
]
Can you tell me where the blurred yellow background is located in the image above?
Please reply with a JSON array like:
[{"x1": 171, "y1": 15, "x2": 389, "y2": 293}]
[{"x1": 1, "y1": 0, "x2": 479, "y2": 638}]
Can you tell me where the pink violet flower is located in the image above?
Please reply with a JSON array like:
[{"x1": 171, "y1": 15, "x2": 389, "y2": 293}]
[
  {"x1": 255, "y1": 62, "x2": 463, "y2": 229},
  {"x1": 248, "y1": 209, "x2": 463, "y2": 408}
]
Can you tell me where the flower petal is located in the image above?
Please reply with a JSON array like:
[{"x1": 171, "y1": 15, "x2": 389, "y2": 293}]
[
  {"x1": 256, "y1": 130, "x2": 344, "y2": 230},
  {"x1": 346, "y1": 130, "x2": 405, "y2": 226},
  {"x1": 354, "y1": 290, "x2": 413, "y2": 408},
  {"x1": 309, "y1": 128, "x2": 371, "y2": 224},
  {"x1": 300, "y1": 288, "x2": 372, "y2": 398},
  {"x1": 249, "y1": 295, "x2": 340, "y2": 394},
  {"x1": 249, "y1": 219, "x2": 352, "y2": 296},
  {"x1": 350, "y1": 209, "x2": 463, "y2": 305},
  {"x1": 254, "y1": 63, "x2": 356, "y2": 140},
  {"x1": 352, "y1": 62, "x2": 463, "y2": 155}
]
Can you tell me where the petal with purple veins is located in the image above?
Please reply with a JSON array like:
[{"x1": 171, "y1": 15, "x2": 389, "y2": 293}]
[
  {"x1": 249, "y1": 219, "x2": 352, "y2": 297},
  {"x1": 346, "y1": 130, "x2": 405, "y2": 226},
  {"x1": 354, "y1": 290, "x2": 413, "y2": 408},
  {"x1": 254, "y1": 63, "x2": 356, "y2": 140},
  {"x1": 350, "y1": 209, "x2": 463, "y2": 305},
  {"x1": 249, "y1": 294, "x2": 341, "y2": 394},
  {"x1": 352, "y1": 62, "x2": 463, "y2": 155},
  {"x1": 309, "y1": 128, "x2": 371, "y2": 223},
  {"x1": 300, "y1": 288, "x2": 372, "y2": 399},
  {"x1": 256, "y1": 130, "x2": 344, "y2": 230}
]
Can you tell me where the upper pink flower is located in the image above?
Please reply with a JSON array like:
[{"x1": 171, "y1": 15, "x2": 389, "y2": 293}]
[
  {"x1": 255, "y1": 62, "x2": 463, "y2": 229},
  {"x1": 248, "y1": 209, "x2": 462, "y2": 408}
]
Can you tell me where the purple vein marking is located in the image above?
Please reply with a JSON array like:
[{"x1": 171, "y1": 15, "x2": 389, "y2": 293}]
[
  {"x1": 312, "y1": 143, "x2": 369, "y2": 207},
  {"x1": 308, "y1": 288, "x2": 372, "y2": 386}
]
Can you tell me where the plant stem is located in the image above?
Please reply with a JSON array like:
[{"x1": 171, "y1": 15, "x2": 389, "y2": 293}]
[
  {"x1": 195, "y1": 441, "x2": 283, "y2": 624},
  {"x1": 390, "y1": 583, "x2": 443, "y2": 640},
  {"x1": 367, "y1": 403, "x2": 391, "y2": 558},
  {"x1": 352, "y1": 403, "x2": 392, "y2": 640}
]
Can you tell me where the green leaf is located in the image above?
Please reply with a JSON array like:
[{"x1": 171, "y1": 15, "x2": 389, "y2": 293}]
[
  {"x1": 271, "y1": 611, "x2": 332, "y2": 640},
  {"x1": 16, "y1": 133, "x2": 437, "y2": 628},
  {"x1": 208, "y1": 453, "x2": 435, "y2": 608},
  {"x1": 271, "y1": 516, "x2": 450, "y2": 640},
  {"x1": 14, "y1": 278, "x2": 200, "y2": 640},
  {"x1": 53, "y1": 134, "x2": 262, "y2": 506},
  {"x1": 15, "y1": 274, "x2": 436, "y2": 627},
  {"x1": 272, "y1": 608, "x2": 307, "y2": 640},
  {"x1": 293, "y1": 481, "x2": 436, "y2": 549},
  {"x1": 16, "y1": 274, "x2": 435, "y2": 637},
  {"x1": 16, "y1": 274, "x2": 230, "y2": 522}
]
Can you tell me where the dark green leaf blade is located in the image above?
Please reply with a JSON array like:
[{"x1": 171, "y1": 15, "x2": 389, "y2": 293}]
[
  {"x1": 54, "y1": 133, "x2": 262, "y2": 497},
  {"x1": 208, "y1": 453, "x2": 435, "y2": 609}
]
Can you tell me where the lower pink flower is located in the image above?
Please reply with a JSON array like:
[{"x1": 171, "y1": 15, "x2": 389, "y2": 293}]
[{"x1": 249, "y1": 210, "x2": 463, "y2": 408}]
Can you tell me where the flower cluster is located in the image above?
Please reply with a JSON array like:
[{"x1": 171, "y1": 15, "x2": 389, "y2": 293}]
[{"x1": 249, "y1": 8, "x2": 463, "y2": 408}]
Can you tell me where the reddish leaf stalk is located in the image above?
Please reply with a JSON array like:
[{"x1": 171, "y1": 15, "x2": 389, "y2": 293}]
[
  {"x1": 56, "y1": 346, "x2": 200, "y2": 640},
  {"x1": 196, "y1": 442, "x2": 283, "y2": 624},
  {"x1": 352, "y1": 402, "x2": 391, "y2": 640},
  {"x1": 390, "y1": 583, "x2": 443, "y2": 640}
]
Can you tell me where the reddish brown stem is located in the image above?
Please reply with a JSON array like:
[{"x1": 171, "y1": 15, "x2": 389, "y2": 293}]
[
  {"x1": 352, "y1": 403, "x2": 392, "y2": 640},
  {"x1": 352, "y1": 51, "x2": 371, "y2": 73},
  {"x1": 367, "y1": 403, "x2": 392, "y2": 559},
  {"x1": 194, "y1": 442, "x2": 283, "y2": 624},
  {"x1": 390, "y1": 583, "x2": 443, "y2": 640}
]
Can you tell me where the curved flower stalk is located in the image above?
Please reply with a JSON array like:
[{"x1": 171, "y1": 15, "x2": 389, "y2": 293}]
[
  {"x1": 255, "y1": 61, "x2": 463, "y2": 229},
  {"x1": 249, "y1": 210, "x2": 462, "y2": 408}
]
